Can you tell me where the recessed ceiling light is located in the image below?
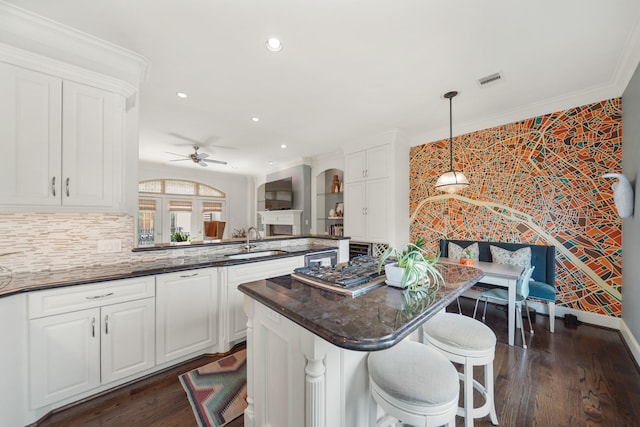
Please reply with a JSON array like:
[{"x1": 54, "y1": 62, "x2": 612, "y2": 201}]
[
  {"x1": 268, "y1": 161, "x2": 274, "y2": 165},
  {"x1": 176, "y1": 92, "x2": 188, "y2": 98},
  {"x1": 252, "y1": 117, "x2": 260, "y2": 122},
  {"x1": 281, "y1": 144, "x2": 287, "y2": 149},
  {"x1": 265, "y1": 37, "x2": 282, "y2": 52}
]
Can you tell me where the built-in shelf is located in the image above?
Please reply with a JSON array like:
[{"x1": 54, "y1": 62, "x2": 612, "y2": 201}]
[{"x1": 316, "y1": 168, "x2": 344, "y2": 236}]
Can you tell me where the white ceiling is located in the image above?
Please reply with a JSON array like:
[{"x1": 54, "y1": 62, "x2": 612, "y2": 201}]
[{"x1": 5, "y1": 0, "x2": 640, "y2": 176}]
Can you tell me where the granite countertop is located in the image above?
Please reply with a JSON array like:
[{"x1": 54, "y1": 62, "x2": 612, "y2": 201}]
[
  {"x1": 0, "y1": 245, "x2": 334, "y2": 298},
  {"x1": 238, "y1": 262, "x2": 484, "y2": 351}
]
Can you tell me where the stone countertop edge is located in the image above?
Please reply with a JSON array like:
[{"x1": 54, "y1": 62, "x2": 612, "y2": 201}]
[
  {"x1": 132, "y1": 234, "x2": 350, "y2": 252},
  {"x1": 238, "y1": 265, "x2": 484, "y2": 352},
  {"x1": 0, "y1": 246, "x2": 334, "y2": 299}
]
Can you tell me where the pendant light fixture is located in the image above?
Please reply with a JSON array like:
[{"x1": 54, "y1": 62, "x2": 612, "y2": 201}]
[{"x1": 435, "y1": 90, "x2": 469, "y2": 194}]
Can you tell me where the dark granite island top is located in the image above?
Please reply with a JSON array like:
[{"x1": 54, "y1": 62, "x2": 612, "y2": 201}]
[{"x1": 238, "y1": 262, "x2": 483, "y2": 351}]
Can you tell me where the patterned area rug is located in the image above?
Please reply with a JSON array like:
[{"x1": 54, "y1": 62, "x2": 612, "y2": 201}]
[{"x1": 179, "y1": 349, "x2": 247, "y2": 427}]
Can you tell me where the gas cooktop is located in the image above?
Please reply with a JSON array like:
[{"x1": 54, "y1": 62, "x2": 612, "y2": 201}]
[{"x1": 292, "y1": 256, "x2": 391, "y2": 297}]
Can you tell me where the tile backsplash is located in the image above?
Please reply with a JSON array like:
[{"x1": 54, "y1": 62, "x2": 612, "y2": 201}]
[
  {"x1": 0, "y1": 212, "x2": 336, "y2": 274},
  {"x1": 0, "y1": 212, "x2": 137, "y2": 273}
]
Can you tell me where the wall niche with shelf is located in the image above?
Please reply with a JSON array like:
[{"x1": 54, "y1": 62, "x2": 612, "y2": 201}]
[{"x1": 316, "y1": 168, "x2": 344, "y2": 236}]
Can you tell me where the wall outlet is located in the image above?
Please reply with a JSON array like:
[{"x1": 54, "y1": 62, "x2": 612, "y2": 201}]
[{"x1": 98, "y1": 239, "x2": 122, "y2": 253}]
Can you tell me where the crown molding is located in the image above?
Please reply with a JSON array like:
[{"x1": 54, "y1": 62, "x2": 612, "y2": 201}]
[
  {"x1": 410, "y1": 81, "x2": 625, "y2": 148},
  {"x1": 0, "y1": 43, "x2": 136, "y2": 98},
  {"x1": 0, "y1": 1, "x2": 149, "y2": 87}
]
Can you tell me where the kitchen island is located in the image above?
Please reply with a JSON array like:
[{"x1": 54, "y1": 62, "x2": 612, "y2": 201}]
[{"x1": 238, "y1": 263, "x2": 483, "y2": 427}]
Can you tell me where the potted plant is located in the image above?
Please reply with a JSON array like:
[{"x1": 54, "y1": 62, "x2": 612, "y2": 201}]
[
  {"x1": 377, "y1": 237, "x2": 444, "y2": 295},
  {"x1": 171, "y1": 230, "x2": 190, "y2": 243},
  {"x1": 460, "y1": 247, "x2": 475, "y2": 266}
]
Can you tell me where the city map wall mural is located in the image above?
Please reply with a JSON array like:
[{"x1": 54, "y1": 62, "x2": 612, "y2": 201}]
[{"x1": 410, "y1": 98, "x2": 622, "y2": 317}]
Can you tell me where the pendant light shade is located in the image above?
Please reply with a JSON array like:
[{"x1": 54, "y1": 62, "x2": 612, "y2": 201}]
[{"x1": 436, "y1": 91, "x2": 469, "y2": 194}]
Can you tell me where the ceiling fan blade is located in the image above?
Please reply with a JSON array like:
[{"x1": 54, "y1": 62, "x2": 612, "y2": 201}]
[
  {"x1": 198, "y1": 152, "x2": 209, "y2": 159},
  {"x1": 168, "y1": 132, "x2": 203, "y2": 145},
  {"x1": 202, "y1": 158, "x2": 228, "y2": 165},
  {"x1": 168, "y1": 158, "x2": 189, "y2": 162},
  {"x1": 198, "y1": 160, "x2": 209, "y2": 167},
  {"x1": 165, "y1": 151, "x2": 188, "y2": 158}
]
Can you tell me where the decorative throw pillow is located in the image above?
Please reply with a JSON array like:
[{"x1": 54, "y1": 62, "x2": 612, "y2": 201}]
[
  {"x1": 490, "y1": 245, "x2": 531, "y2": 268},
  {"x1": 448, "y1": 242, "x2": 479, "y2": 261}
]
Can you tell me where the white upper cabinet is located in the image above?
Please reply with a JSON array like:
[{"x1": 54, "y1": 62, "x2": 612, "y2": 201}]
[
  {"x1": 343, "y1": 136, "x2": 409, "y2": 248},
  {"x1": 62, "y1": 81, "x2": 123, "y2": 208},
  {"x1": 0, "y1": 62, "x2": 62, "y2": 206},
  {"x1": 344, "y1": 144, "x2": 389, "y2": 183},
  {"x1": 0, "y1": 61, "x2": 125, "y2": 210}
]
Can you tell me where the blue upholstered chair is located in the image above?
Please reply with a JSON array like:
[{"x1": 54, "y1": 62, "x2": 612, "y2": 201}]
[{"x1": 474, "y1": 266, "x2": 536, "y2": 349}]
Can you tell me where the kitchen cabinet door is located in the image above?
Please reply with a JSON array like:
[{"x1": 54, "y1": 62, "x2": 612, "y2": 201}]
[
  {"x1": 364, "y1": 178, "x2": 389, "y2": 243},
  {"x1": 62, "y1": 81, "x2": 122, "y2": 208},
  {"x1": 0, "y1": 62, "x2": 62, "y2": 206},
  {"x1": 344, "y1": 144, "x2": 389, "y2": 184},
  {"x1": 101, "y1": 298, "x2": 155, "y2": 384},
  {"x1": 29, "y1": 308, "x2": 101, "y2": 408},
  {"x1": 344, "y1": 179, "x2": 388, "y2": 243},
  {"x1": 156, "y1": 268, "x2": 219, "y2": 364},
  {"x1": 344, "y1": 181, "x2": 366, "y2": 242},
  {"x1": 345, "y1": 150, "x2": 367, "y2": 183},
  {"x1": 364, "y1": 144, "x2": 389, "y2": 181}
]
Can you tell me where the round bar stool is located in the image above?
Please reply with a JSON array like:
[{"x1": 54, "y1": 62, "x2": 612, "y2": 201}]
[
  {"x1": 368, "y1": 340, "x2": 459, "y2": 427},
  {"x1": 422, "y1": 312, "x2": 498, "y2": 427}
]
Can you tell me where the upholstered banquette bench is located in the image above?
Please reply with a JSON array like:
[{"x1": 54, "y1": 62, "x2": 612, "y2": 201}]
[{"x1": 439, "y1": 239, "x2": 557, "y2": 332}]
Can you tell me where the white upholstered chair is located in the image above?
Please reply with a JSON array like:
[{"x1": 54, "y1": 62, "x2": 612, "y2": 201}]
[
  {"x1": 422, "y1": 312, "x2": 499, "y2": 427},
  {"x1": 368, "y1": 340, "x2": 459, "y2": 427}
]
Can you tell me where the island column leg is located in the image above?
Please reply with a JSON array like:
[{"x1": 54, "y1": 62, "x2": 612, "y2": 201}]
[
  {"x1": 243, "y1": 297, "x2": 255, "y2": 427},
  {"x1": 305, "y1": 355, "x2": 326, "y2": 427},
  {"x1": 303, "y1": 334, "x2": 326, "y2": 427}
]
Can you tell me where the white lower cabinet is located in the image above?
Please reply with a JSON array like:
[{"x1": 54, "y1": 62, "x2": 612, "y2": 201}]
[
  {"x1": 29, "y1": 308, "x2": 101, "y2": 408},
  {"x1": 155, "y1": 268, "x2": 219, "y2": 364},
  {"x1": 224, "y1": 256, "x2": 304, "y2": 345},
  {"x1": 28, "y1": 277, "x2": 156, "y2": 409},
  {"x1": 101, "y1": 298, "x2": 156, "y2": 384}
]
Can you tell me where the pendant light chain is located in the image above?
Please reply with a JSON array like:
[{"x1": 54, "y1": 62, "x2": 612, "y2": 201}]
[
  {"x1": 449, "y1": 94, "x2": 453, "y2": 171},
  {"x1": 435, "y1": 90, "x2": 469, "y2": 194}
]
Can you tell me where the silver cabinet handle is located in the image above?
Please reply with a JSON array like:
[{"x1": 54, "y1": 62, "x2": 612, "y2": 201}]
[
  {"x1": 180, "y1": 272, "x2": 199, "y2": 278},
  {"x1": 364, "y1": 169, "x2": 368, "y2": 178},
  {"x1": 91, "y1": 317, "x2": 95, "y2": 337},
  {"x1": 362, "y1": 170, "x2": 365, "y2": 178},
  {"x1": 86, "y1": 292, "x2": 114, "y2": 300},
  {"x1": 104, "y1": 315, "x2": 109, "y2": 335},
  {"x1": 65, "y1": 177, "x2": 70, "y2": 197},
  {"x1": 51, "y1": 177, "x2": 56, "y2": 197}
]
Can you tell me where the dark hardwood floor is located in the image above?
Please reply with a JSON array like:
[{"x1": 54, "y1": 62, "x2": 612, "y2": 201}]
[{"x1": 35, "y1": 298, "x2": 640, "y2": 427}]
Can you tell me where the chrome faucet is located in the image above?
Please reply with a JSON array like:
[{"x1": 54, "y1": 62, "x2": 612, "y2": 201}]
[{"x1": 245, "y1": 226, "x2": 259, "y2": 251}]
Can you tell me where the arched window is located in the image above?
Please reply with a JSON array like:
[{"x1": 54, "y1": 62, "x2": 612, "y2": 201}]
[{"x1": 138, "y1": 179, "x2": 226, "y2": 246}]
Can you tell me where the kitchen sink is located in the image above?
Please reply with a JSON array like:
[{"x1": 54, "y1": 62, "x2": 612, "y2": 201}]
[{"x1": 224, "y1": 250, "x2": 288, "y2": 260}]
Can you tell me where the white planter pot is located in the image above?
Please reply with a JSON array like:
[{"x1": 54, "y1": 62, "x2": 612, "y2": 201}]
[{"x1": 384, "y1": 263, "x2": 406, "y2": 288}]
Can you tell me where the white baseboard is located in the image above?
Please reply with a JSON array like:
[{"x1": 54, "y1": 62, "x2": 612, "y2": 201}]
[
  {"x1": 526, "y1": 300, "x2": 622, "y2": 330},
  {"x1": 460, "y1": 291, "x2": 621, "y2": 329},
  {"x1": 620, "y1": 319, "x2": 640, "y2": 367}
]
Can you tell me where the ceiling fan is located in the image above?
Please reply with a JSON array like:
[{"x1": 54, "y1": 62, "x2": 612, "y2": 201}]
[{"x1": 165, "y1": 145, "x2": 227, "y2": 167}]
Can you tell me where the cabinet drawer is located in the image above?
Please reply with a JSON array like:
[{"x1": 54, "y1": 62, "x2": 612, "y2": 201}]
[
  {"x1": 28, "y1": 276, "x2": 155, "y2": 319},
  {"x1": 226, "y1": 256, "x2": 304, "y2": 285}
]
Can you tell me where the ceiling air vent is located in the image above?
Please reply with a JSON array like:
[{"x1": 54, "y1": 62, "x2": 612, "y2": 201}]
[{"x1": 477, "y1": 72, "x2": 503, "y2": 87}]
